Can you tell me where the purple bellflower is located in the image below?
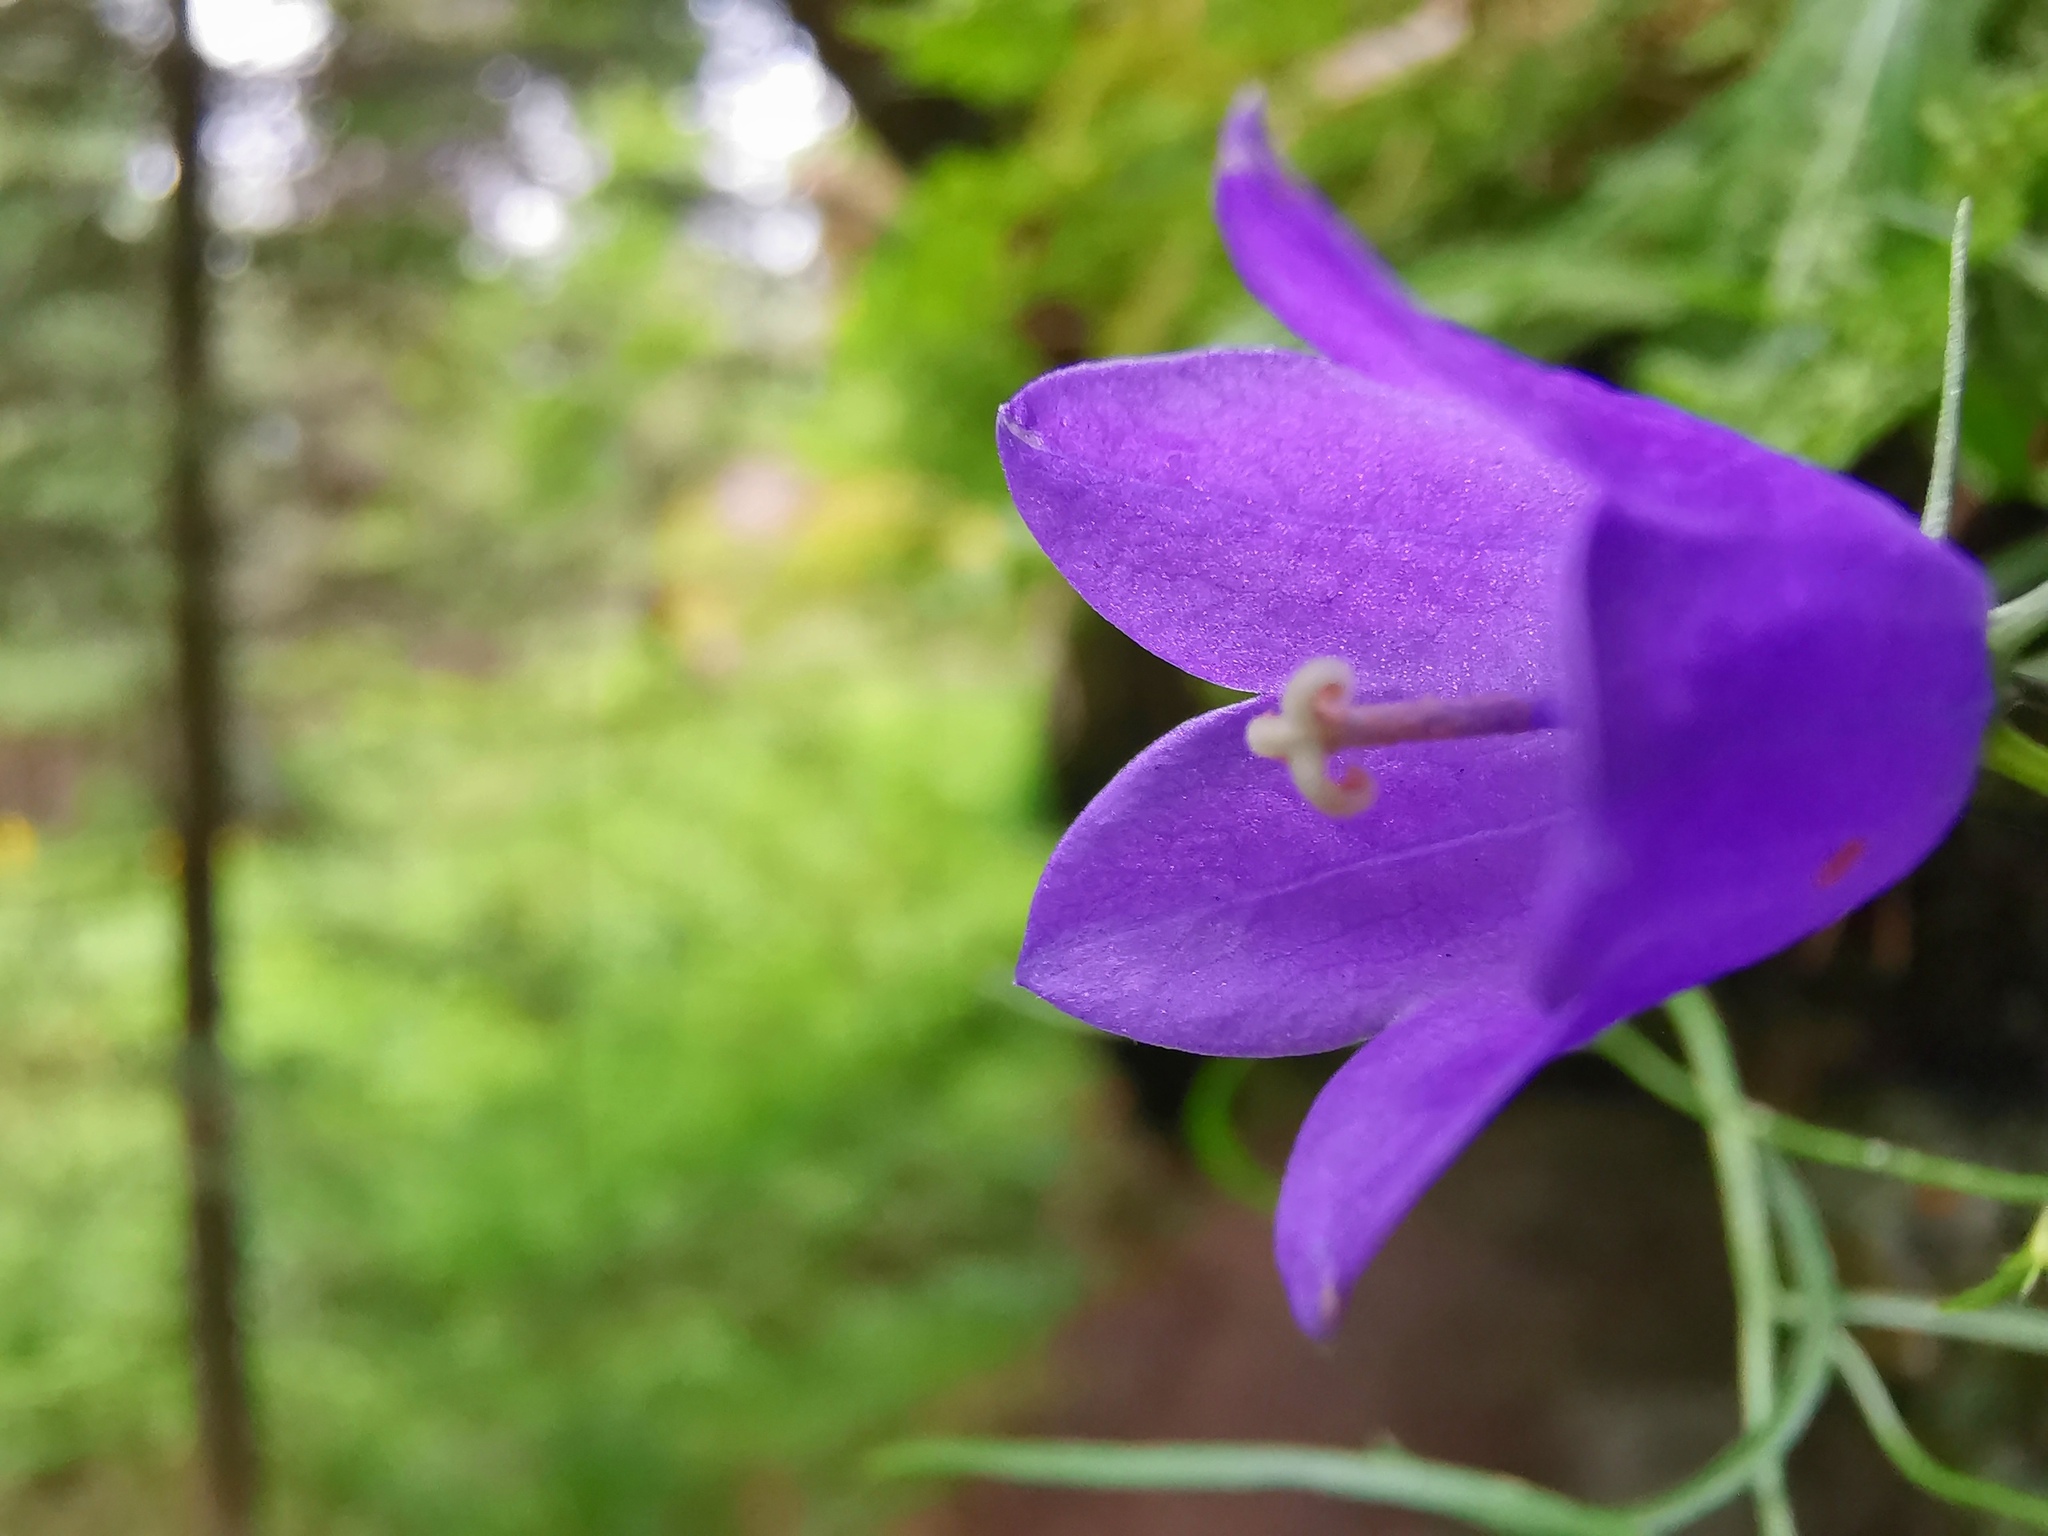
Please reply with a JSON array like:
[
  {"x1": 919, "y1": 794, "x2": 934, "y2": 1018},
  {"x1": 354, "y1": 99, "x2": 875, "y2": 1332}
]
[{"x1": 998, "y1": 92, "x2": 1994, "y2": 1337}]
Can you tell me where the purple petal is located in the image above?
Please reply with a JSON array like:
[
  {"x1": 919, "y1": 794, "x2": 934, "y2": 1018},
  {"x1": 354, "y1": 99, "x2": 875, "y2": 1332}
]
[
  {"x1": 1275, "y1": 988, "x2": 1570, "y2": 1337},
  {"x1": 1213, "y1": 91, "x2": 1561, "y2": 410},
  {"x1": 1213, "y1": 89, "x2": 1444, "y2": 396},
  {"x1": 997, "y1": 348, "x2": 1589, "y2": 694},
  {"x1": 1537, "y1": 491, "x2": 1993, "y2": 1031},
  {"x1": 1211, "y1": 97, "x2": 1994, "y2": 1030},
  {"x1": 1019, "y1": 699, "x2": 1569, "y2": 1056},
  {"x1": 1214, "y1": 97, "x2": 1905, "y2": 528}
]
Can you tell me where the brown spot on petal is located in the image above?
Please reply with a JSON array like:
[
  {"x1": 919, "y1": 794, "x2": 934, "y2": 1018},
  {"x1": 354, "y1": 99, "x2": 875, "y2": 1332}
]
[{"x1": 1815, "y1": 837, "x2": 1868, "y2": 889}]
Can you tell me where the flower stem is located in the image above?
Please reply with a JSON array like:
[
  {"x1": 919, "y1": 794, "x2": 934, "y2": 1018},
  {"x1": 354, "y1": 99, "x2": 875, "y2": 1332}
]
[
  {"x1": 1921, "y1": 196, "x2": 1971, "y2": 542},
  {"x1": 1593, "y1": 1024, "x2": 2048, "y2": 1207},
  {"x1": 871, "y1": 1439, "x2": 1638, "y2": 1535},
  {"x1": 1986, "y1": 722, "x2": 2048, "y2": 798},
  {"x1": 874, "y1": 1024, "x2": 1850, "y2": 1536},
  {"x1": 1989, "y1": 582, "x2": 2048, "y2": 660},
  {"x1": 1787, "y1": 1291, "x2": 2048, "y2": 1355},
  {"x1": 1665, "y1": 990, "x2": 1796, "y2": 1536},
  {"x1": 1182, "y1": 1059, "x2": 1279, "y2": 1212},
  {"x1": 1628, "y1": 1155, "x2": 1837, "y2": 1532},
  {"x1": 1833, "y1": 1330, "x2": 2048, "y2": 1525}
]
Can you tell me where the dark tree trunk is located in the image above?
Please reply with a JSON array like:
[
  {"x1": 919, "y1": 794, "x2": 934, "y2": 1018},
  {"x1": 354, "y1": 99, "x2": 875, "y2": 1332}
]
[
  {"x1": 1047, "y1": 605, "x2": 1214, "y2": 1137},
  {"x1": 161, "y1": 7, "x2": 260, "y2": 1532},
  {"x1": 779, "y1": 0, "x2": 1000, "y2": 169}
]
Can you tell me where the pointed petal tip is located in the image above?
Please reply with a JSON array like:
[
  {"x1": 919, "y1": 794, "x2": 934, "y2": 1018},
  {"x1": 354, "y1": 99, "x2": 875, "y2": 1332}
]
[
  {"x1": 1011, "y1": 933, "x2": 1058, "y2": 1005},
  {"x1": 1276, "y1": 1182, "x2": 1352, "y2": 1338},
  {"x1": 1217, "y1": 84, "x2": 1274, "y2": 177},
  {"x1": 1282, "y1": 1266, "x2": 1347, "y2": 1341},
  {"x1": 1270, "y1": 992, "x2": 1568, "y2": 1340},
  {"x1": 993, "y1": 396, "x2": 1045, "y2": 455}
]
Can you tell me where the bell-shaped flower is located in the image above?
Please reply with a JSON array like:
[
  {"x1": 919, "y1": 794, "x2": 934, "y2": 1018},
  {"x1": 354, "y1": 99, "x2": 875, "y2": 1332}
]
[{"x1": 999, "y1": 92, "x2": 1992, "y2": 1336}]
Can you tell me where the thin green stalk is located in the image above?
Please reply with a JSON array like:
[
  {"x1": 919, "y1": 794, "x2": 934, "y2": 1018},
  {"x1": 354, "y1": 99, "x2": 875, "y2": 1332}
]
[
  {"x1": 872, "y1": 1440, "x2": 1636, "y2": 1536},
  {"x1": 1590, "y1": 1024, "x2": 1710, "y2": 1113},
  {"x1": 1665, "y1": 991, "x2": 1795, "y2": 1536},
  {"x1": 1987, "y1": 722, "x2": 2048, "y2": 797},
  {"x1": 1182, "y1": 1059, "x2": 1279, "y2": 1212},
  {"x1": 877, "y1": 1023, "x2": 1848, "y2": 1536},
  {"x1": 1834, "y1": 1331, "x2": 2048, "y2": 1525},
  {"x1": 1814, "y1": 1292, "x2": 2048, "y2": 1355},
  {"x1": 1629, "y1": 1155, "x2": 1838, "y2": 1531},
  {"x1": 1921, "y1": 197, "x2": 1971, "y2": 541},
  {"x1": 1991, "y1": 581, "x2": 2048, "y2": 660},
  {"x1": 1594, "y1": 1024, "x2": 2048, "y2": 1207}
]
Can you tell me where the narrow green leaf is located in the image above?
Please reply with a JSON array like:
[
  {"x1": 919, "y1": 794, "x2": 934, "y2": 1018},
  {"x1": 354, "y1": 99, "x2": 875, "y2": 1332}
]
[
  {"x1": 1986, "y1": 723, "x2": 2048, "y2": 798},
  {"x1": 1770, "y1": 0, "x2": 1918, "y2": 311},
  {"x1": 1940, "y1": 1247, "x2": 2038, "y2": 1313}
]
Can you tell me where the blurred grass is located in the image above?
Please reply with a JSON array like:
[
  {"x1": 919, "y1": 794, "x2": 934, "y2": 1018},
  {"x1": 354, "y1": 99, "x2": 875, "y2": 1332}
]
[{"x1": 0, "y1": 614, "x2": 1090, "y2": 1534}]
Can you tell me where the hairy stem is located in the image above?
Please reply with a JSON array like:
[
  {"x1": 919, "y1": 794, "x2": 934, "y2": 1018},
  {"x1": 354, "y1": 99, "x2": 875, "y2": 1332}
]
[{"x1": 1921, "y1": 197, "x2": 1971, "y2": 541}]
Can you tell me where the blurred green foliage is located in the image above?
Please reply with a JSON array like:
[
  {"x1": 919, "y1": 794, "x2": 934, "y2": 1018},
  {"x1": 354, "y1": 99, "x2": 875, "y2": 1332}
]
[
  {"x1": 0, "y1": 1, "x2": 1088, "y2": 1531},
  {"x1": 1, "y1": 623, "x2": 1085, "y2": 1533},
  {"x1": 831, "y1": 0, "x2": 2048, "y2": 498}
]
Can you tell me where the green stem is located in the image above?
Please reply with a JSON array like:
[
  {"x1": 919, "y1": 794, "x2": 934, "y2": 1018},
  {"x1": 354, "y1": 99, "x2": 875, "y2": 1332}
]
[
  {"x1": 1812, "y1": 1291, "x2": 2048, "y2": 1355},
  {"x1": 1593, "y1": 1024, "x2": 2048, "y2": 1206},
  {"x1": 1182, "y1": 1059, "x2": 1279, "y2": 1212},
  {"x1": 1833, "y1": 1331, "x2": 2048, "y2": 1525},
  {"x1": 1628, "y1": 1155, "x2": 1838, "y2": 1531},
  {"x1": 871, "y1": 1440, "x2": 1637, "y2": 1535},
  {"x1": 1921, "y1": 197, "x2": 1971, "y2": 542},
  {"x1": 1665, "y1": 991, "x2": 1795, "y2": 1535},
  {"x1": 1991, "y1": 582, "x2": 2048, "y2": 660},
  {"x1": 1986, "y1": 722, "x2": 2048, "y2": 797},
  {"x1": 875, "y1": 1030, "x2": 1850, "y2": 1536}
]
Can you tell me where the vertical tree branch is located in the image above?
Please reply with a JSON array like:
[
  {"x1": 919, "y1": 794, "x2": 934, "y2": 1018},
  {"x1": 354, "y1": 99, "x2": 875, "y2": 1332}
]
[
  {"x1": 778, "y1": 0, "x2": 999, "y2": 169},
  {"x1": 161, "y1": 6, "x2": 259, "y2": 1532}
]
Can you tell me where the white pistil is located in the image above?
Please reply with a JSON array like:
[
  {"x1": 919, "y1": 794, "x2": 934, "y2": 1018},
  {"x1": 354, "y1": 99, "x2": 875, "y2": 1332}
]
[
  {"x1": 1246, "y1": 658, "x2": 1378, "y2": 817},
  {"x1": 1248, "y1": 656, "x2": 1549, "y2": 819}
]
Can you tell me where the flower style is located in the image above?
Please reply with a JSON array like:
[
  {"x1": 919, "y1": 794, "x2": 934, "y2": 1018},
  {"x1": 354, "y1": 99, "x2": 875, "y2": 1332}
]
[{"x1": 998, "y1": 91, "x2": 1994, "y2": 1336}]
